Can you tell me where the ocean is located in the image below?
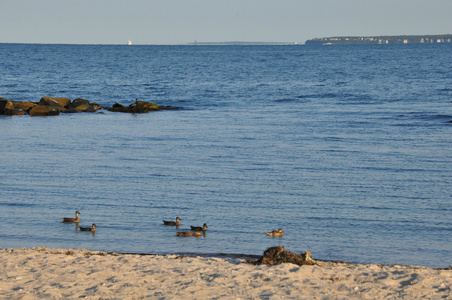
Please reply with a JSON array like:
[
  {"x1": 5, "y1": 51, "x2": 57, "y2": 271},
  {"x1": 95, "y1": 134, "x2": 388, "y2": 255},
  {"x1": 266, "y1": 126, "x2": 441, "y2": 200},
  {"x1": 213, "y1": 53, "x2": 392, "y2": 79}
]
[{"x1": 1, "y1": 43, "x2": 451, "y2": 268}]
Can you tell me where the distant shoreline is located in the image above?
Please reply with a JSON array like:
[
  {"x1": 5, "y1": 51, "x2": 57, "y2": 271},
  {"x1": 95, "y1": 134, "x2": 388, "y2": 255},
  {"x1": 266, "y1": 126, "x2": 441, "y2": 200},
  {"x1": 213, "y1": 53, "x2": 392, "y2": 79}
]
[
  {"x1": 188, "y1": 41, "x2": 303, "y2": 46},
  {"x1": 2, "y1": 34, "x2": 452, "y2": 46},
  {"x1": 306, "y1": 34, "x2": 452, "y2": 45}
]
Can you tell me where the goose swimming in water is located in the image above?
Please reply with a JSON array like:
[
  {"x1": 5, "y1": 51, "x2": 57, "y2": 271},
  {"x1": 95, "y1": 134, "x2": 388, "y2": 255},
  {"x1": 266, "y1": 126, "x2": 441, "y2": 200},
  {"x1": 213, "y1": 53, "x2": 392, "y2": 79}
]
[
  {"x1": 79, "y1": 224, "x2": 97, "y2": 232},
  {"x1": 266, "y1": 228, "x2": 284, "y2": 237},
  {"x1": 177, "y1": 231, "x2": 202, "y2": 237},
  {"x1": 62, "y1": 211, "x2": 80, "y2": 223},
  {"x1": 190, "y1": 223, "x2": 208, "y2": 231},
  {"x1": 163, "y1": 217, "x2": 181, "y2": 226}
]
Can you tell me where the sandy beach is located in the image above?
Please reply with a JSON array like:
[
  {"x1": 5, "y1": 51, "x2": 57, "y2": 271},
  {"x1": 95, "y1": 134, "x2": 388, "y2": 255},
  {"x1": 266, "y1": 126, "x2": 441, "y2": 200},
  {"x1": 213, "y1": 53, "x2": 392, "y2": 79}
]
[{"x1": 0, "y1": 247, "x2": 450, "y2": 299}]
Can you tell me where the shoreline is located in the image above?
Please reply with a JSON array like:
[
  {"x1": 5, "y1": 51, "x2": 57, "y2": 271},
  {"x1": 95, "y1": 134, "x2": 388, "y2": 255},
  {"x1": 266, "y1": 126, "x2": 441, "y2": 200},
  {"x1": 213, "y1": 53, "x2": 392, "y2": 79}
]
[
  {"x1": 1, "y1": 247, "x2": 451, "y2": 299},
  {"x1": 100, "y1": 250, "x2": 452, "y2": 271},
  {"x1": 3, "y1": 246, "x2": 451, "y2": 270}
]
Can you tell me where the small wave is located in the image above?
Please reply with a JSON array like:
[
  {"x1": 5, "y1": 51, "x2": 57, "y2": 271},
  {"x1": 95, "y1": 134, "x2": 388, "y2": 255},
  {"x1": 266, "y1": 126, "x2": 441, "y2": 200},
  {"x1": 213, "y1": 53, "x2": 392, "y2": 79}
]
[
  {"x1": 273, "y1": 98, "x2": 300, "y2": 103},
  {"x1": 425, "y1": 206, "x2": 452, "y2": 212},
  {"x1": 297, "y1": 93, "x2": 338, "y2": 99},
  {"x1": 1, "y1": 83, "x2": 18, "y2": 88},
  {"x1": 144, "y1": 86, "x2": 164, "y2": 91},
  {"x1": 256, "y1": 83, "x2": 270, "y2": 88},
  {"x1": 419, "y1": 114, "x2": 452, "y2": 123},
  {"x1": 417, "y1": 114, "x2": 452, "y2": 120},
  {"x1": 400, "y1": 113, "x2": 452, "y2": 123},
  {"x1": 435, "y1": 114, "x2": 452, "y2": 119},
  {"x1": 0, "y1": 202, "x2": 35, "y2": 208},
  {"x1": 357, "y1": 205, "x2": 394, "y2": 210}
]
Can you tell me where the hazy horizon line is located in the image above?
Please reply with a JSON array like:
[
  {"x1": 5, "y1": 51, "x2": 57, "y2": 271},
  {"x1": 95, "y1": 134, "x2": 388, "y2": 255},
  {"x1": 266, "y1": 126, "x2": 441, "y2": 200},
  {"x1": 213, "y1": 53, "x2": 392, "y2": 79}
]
[{"x1": 2, "y1": 33, "x2": 450, "y2": 46}]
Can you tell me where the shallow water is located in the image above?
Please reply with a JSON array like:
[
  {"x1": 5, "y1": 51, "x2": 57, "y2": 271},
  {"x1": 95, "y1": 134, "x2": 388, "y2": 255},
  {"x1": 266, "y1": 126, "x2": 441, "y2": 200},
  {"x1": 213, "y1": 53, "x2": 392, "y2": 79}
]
[{"x1": 1, "y1": 43, "x2": 451, "y2": 267}]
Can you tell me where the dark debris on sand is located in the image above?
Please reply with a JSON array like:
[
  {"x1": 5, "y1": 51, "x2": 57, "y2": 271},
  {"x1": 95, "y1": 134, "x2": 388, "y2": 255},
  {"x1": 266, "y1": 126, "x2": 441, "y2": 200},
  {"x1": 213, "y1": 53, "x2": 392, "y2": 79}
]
[{"x1": 249, "y1": 246, "x2": 316, "y2": 266}]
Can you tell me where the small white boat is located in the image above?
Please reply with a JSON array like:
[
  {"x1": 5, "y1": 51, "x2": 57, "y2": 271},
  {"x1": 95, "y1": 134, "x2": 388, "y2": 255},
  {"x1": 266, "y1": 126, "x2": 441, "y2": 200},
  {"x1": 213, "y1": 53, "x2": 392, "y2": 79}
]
[{"x1": 127, "y1": 40, "x2": 132, "y2": 45}]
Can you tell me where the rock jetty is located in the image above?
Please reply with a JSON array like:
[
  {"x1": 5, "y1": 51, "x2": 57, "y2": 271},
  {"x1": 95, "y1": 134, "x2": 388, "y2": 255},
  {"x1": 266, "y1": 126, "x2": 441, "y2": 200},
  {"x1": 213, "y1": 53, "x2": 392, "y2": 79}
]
[{"x1": 0, "y1": 97, "x2": 167, "y2": 116}]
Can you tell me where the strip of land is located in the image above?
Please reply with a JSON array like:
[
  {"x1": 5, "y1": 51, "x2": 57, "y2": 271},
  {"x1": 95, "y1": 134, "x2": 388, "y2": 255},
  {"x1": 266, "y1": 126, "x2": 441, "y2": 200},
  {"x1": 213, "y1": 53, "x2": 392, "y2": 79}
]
[{"x1": 306, "y1": 34, "x2": 452, "y2": 45}]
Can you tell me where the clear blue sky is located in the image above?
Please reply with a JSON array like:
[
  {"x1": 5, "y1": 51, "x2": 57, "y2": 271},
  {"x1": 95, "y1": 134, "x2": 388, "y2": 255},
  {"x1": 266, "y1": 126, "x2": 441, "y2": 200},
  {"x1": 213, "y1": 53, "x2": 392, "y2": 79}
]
[{"x1": 1, "y1": 0, "x2": 451, "y2": 44}]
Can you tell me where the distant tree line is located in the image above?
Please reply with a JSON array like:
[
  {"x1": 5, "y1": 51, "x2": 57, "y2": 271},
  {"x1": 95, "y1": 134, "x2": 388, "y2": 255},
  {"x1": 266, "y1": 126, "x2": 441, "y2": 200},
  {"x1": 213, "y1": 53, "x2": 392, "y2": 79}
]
[{"x1": 305, "y1": 34, "x2": 452, "y2": 45}]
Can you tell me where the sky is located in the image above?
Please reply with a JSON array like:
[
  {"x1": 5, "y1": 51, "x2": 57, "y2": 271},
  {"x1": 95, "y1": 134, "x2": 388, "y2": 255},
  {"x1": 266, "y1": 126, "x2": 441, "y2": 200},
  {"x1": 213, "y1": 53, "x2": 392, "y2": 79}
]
[{"x1": 1, "y1": 0, "x2": 451, "y2": 44}]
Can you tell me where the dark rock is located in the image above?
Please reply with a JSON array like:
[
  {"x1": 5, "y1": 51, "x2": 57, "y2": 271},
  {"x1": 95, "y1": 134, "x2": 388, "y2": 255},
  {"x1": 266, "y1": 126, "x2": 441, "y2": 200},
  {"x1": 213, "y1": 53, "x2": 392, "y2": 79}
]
[
  {"x1": 29, "y1": 105, "x2": 61, "y2": 116},
  {"x1": 40, "y1": 96, "x2": 71, "y2": 108},
  {"x1": 38, "y1": 97, "x2": 68, "y2": 112},
  {"x1": 91, "y1": 103, "x2": 102, "y2": 110},
  {"x1": 108, "y1": 103, "x2": 127, "y2": 112},
  {"x1": 6, "y1": 109, "x2": 27, "y2": 115},
  {"x1": 63, "y1": 108, "x2": 80, "y2": 114},
  {"x1": 83, "y1": 105, "x2": 96, "y2": 112},
  {"x1": 1, "y1": 99, "x2": 30, "y2": 115},
  {"x1": 253, "y1": 246, "x2": 316, "y2": 266},
  {"x1": 0, "y1": 99, "x2": 14, "y2": 114},
  {"x1": 66, "y1": 98, "x2": 98, "y2": 113},
  {"x1": 159, "y1": 105, "x2": 181, "y2": 110},
  {"x1": 64, "y1": 98, "x2": 102, "y2": 113},
  {"x1": 11, "y1": 101, "x2": 37, "y2": 112},
  {"x1": 130, "y1": 101, "x2": 161, "y2": 112},
  {"x1": 108, "y1": 101, "x2": 161, "y2": 113},
  {"x1": 71, "y1": 98, "x2": 90, "y2": 106},
  {"x1": 112, "y1": 103, "x2": 127, "y2": 108}
]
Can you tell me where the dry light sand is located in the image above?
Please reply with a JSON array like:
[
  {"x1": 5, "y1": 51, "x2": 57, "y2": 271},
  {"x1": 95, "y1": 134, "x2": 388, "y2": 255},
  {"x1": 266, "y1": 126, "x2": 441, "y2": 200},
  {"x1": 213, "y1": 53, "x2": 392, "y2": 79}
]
[{"x1": 0, "y1": 247, "x2": 451, "y2": 299}]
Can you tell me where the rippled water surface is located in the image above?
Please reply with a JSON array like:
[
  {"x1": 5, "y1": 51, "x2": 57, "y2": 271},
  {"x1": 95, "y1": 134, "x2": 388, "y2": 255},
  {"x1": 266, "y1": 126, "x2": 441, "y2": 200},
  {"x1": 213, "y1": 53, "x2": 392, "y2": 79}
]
[{"x1": 1, "y1": 43, "x2": 451, "y2": 267}]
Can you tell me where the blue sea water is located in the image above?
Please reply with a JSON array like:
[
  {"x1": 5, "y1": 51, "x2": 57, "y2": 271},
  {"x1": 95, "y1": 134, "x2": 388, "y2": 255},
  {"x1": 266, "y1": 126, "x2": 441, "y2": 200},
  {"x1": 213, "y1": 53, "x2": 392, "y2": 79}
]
[{"x1": 0, "y1": 43, "x2": 451, "y2": 268}]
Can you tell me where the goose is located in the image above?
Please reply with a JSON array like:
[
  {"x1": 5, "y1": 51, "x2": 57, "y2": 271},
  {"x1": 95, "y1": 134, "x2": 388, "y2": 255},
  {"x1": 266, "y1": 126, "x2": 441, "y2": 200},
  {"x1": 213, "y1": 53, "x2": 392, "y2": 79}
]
[
  {"x1": 62, "y1": 211, "x2": 80, "y2": 223},
  {"x1": 266, "y1": 228, "x2": 284, "y2": 237},
  {"x1": 163, "y1": 217, "x2": 181, "y2": 226},
  {"x1": 190, "y1": 223, "x2": 208, "y2": 231},
  {"x1": 79, "y1": 224, "x2": 97, "y2": 232},
  {"x1": 177, "y1": 231, "x2": 202, "y2": 237}
]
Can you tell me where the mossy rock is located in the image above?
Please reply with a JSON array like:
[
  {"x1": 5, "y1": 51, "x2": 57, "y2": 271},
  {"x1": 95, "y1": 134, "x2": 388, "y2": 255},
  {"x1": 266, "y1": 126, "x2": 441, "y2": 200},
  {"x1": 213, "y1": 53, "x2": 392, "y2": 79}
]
[
  {"x1": 108, "y1": 101, "x2": 161, "y2": 113},
  {"x1": 29, "y1": 105, "x2": 61, "y2": 116},
  {"x1": 253, "y1": 246, "x2": 316, "y2": 266}
]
